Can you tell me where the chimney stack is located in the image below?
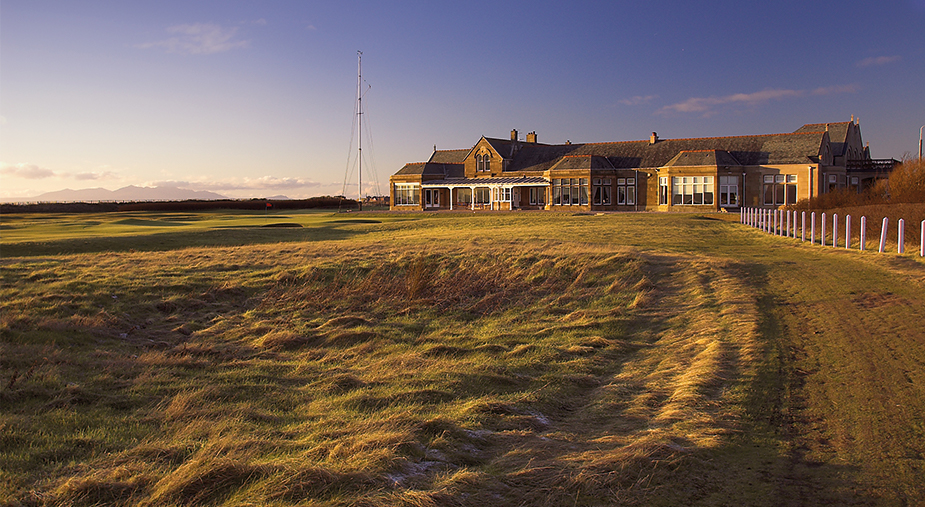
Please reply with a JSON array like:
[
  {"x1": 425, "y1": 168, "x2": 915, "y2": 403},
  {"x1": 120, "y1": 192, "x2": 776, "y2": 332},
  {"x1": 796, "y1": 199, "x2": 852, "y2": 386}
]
[
  {"x1": 526, "y1": 131, "x2": 537, "y2": 143},
  {"x1": 650, "y1": 132, "x2": 659, "y2": 144},
  {"x1": 511, "y1": 129, "x2": 518, "y2": 141}
]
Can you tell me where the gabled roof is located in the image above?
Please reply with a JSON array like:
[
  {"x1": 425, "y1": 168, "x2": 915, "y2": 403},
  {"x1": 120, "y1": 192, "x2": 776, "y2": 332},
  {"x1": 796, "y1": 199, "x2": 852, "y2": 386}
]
[
  {"x1": 795, "y1": 122, "x2": 851, "y2": 156},
  {"x1": 663, "y1": 150, "x2": 741, "y2": 167}
]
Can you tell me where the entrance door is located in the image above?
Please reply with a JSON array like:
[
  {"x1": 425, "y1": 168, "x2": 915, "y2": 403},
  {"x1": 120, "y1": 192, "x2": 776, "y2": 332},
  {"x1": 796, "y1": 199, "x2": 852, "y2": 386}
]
[{"x1": 424, "y1": 189, "x2": 440, "y2": 208}]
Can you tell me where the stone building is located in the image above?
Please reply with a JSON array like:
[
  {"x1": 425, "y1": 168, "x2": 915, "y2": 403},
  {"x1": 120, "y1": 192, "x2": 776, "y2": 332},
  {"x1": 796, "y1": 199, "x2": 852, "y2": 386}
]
[{"x1": 389, "y1": 119, "x2": 894, "y2": 212}]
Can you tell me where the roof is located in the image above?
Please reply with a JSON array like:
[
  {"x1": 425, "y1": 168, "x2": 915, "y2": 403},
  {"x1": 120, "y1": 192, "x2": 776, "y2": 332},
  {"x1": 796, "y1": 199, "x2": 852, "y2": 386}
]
[
  {"x1": 795, "y1": 122, "x2": 851, "y2": 156},
  {"x1": 428, "y1": 149, "x2": 468, "y2": 164},
  {"x1": 395, "y1": 162, "x2": 463, "y2": 177},
  {"x1": 395, "y1": 125, "x2": 830, "y2": 180},
  {"x1": 548, "y1": 155, "x2": 615, "y2": 170},
  {"x1": 501, "y1": 131, "x2": 825, "y2": 172},
  {"x1": 663, "y1": 150, "x2": 741, "y2": 167}
]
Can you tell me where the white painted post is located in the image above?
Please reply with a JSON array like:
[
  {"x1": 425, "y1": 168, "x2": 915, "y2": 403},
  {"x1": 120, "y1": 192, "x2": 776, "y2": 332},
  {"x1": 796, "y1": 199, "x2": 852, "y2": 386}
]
[
  {"x1": 879, "y1": 217, "x2": 888, "y2": 253},
  {"x1": 785, "y1": 210, "x2": 790, "y2": 237},
  {"x1": 921, "y1": 220, "x2": 924, "y2": 257},
  {"x1": 811, "y1": 212, "x2": 816, "y2": 244},
  {"x1": 833, "y1": 214, "x2": 838, "y2": 248},
  {"x1": 801, "y1": 211, "x2": 806, "y2": 242},
  {"x1": 792, "y1": 210, "x2": 798, "y2": 238},
  {"x1": 898, "y1": 219, "x2": 905, "y2": 254},
  {"x1": 845, "y1": 215, "x2": 851, "y2": 249},
  {"x1": 772, "y1": 209, "x2": 777, "y2": 234},
  {"x1": 821, "y1": 213, "x2": 827, "y2": 247},
  {"x1": 860, "y1": 216, "x2": 867, "y2": 251}
]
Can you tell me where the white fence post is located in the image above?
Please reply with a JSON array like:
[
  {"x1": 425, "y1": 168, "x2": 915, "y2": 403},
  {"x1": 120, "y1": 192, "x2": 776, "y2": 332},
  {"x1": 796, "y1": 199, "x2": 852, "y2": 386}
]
[
  {"x1": 833, "y1": 214, "x2": 838, "y2": 248},
  {"x1": 785, "y1": 210, "x2": 790, "y2": 237},
  {"x1": 811, "y1": 212, "x2": 816, "y2": 244},
  {"x1": 793, "y1": 210, "x2": 798, "y2": 238},
  {"x1": 821, "y1": 213, "x2": 827, "y2": 246},
  {"x1": 801, "y1": 211, "x2": 806, "y2": 242},
  {"x1": 845, "y1": 215, "x2": 851, "y2": 249},
  {"x1": 860, "y1": 216, "x2": 867, "y2": 251},
  {"x1": 898, "y1": 219, "x2": 905, "y2": 254},
  {"x1": 879, "y1": 217, "x2": 888, "y2": 253},
  {"x1": 921, "y1": 220, "x2": 924, "y2": 257}
]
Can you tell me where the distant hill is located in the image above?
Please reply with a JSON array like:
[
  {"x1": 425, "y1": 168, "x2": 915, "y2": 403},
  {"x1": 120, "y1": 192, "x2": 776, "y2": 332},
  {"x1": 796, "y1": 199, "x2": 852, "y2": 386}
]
[{"x1": 12, "y1": 185, "x2": 229, "y2": 203}]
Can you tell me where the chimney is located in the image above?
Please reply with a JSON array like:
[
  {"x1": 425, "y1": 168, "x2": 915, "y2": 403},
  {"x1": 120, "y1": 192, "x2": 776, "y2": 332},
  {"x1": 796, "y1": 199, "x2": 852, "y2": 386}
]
[
  {"x1": 511, "y1": 129, "x2": 518, "y2": 141},
  {"x1": 650, "y1": 132, "x2": 659, "y2": 144},
  {"x1": 526, "y1": 131, "x2": 537, "y2": 143}
]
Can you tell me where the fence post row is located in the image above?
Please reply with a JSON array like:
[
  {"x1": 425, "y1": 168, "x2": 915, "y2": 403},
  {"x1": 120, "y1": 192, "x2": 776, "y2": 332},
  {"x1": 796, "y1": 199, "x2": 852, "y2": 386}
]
[{"x1": 742, "y1": 208, "x2": 921, "y2": 257}]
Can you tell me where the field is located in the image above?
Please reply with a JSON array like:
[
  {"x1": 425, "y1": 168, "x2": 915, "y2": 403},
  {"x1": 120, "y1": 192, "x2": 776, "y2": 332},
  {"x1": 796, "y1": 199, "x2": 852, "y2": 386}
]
[{"x1": 2, "y1": 210, "x2": 924, "y2": 506}]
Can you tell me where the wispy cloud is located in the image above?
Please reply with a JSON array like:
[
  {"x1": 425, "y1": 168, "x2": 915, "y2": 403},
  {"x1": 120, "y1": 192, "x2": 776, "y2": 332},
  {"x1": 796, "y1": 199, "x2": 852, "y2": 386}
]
[
  {"x1": 1, "y1": 163, "x2": 55, "y2": 179},
  {"x1": 658, "y1": 85, "x2": 858, "y2": 116},
  {"x1": 138, "y1": 23, "x2": 249, "y2": 55},
  {"x1": 856, "y1": 55, "x2": 901, "y2": 68},
  {"x1": 619, "y1": 95, "x2": 658, "y2": 106}
]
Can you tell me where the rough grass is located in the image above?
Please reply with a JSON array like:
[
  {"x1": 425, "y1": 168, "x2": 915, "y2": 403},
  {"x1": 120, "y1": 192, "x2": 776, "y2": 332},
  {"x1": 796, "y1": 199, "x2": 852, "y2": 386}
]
[{"x1": 1, "y1": 211, "x2": 924, "y2": 506}]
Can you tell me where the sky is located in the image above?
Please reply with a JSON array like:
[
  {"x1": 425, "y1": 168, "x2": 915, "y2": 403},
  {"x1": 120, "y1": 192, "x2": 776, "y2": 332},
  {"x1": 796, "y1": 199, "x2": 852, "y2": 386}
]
[{"x1": 2, "y1": 0, "x2": 924, "y2": 200}]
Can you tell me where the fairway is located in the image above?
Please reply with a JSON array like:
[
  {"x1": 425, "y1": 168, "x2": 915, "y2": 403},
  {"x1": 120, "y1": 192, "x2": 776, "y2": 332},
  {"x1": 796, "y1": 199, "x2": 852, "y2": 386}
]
[{"x1": 2, "y1": 211, "x2": 924, "y2": 506}]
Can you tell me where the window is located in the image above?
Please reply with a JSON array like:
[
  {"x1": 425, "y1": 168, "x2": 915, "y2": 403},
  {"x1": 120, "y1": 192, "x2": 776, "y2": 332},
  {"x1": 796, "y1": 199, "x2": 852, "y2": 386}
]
[
  {"x1": 719, "y1": 175, "x2": 738, "y2": 207},
  {"x1": 529, "y1": 187, "x2": 545, "y2": 205},
  {"x1": 615, "y1": 177, "x2": 635, "y2": 205},
  {"x1": 827, "y1": 173, "x2": 837, "y2": 192},
  {"x1": 592, "y1": 178, "x2": 612, "y2": 205},
  {"x1": 456, "y1": 188, "x2": 472, "y2": 204},
  {"x1": 671, "y1": 176, "x2": 713, "y2": 205},
  {"x1": 659, "y1": 177, "x2": 669, "y2": 205},
  {"x1": 477, "y1": 153, "x2": 491, "y2": 172},
  {"x1": 394, "y1": 184, "x2": 420, "y2": 205},
  {"x1": 474, "y1": 187, "x2": 490, "y2": 204},
  {"x1": 493, "y1": 187, "x2": 512, "y2": 202},
  {"x1": 763, "y1": 174, "x2": 797, "y2": 205},
  {"x1": 551, "y1": 178, "x2": 588, "y2": 206}
]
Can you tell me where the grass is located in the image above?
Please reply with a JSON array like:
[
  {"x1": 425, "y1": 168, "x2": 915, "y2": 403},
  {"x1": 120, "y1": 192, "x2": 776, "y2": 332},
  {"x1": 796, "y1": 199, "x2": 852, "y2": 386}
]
[{"x1": 1, "y1": 210, "x2": 924, "y2": 506}]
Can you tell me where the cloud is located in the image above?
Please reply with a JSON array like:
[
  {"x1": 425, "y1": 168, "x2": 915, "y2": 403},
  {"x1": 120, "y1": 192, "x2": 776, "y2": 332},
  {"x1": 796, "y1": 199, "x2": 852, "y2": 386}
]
[
  {"x1": 74, "y1": 170, "x2": 118, "y2": 181},
  {"x1": 619, "y1": 95, "x2": 658, "y2": 106},
  {"x1": 856, "y1": 55, "x2": 901, "y2": 68},
  {"x1": 149, "y1": 176, "x2": 322, "y2": 192},
  {"x1": 811, "y1": 84, "x2": 861, "y2": 95},
  {"x1": 0, "y1": 163, "x2": 55, "y2": 179},
  {"x1": 138, "y1": 23, "x2": 249, "y2": 55},
  {"x1": 658, "y1": 86, "x2": 857, "y2": 116}
]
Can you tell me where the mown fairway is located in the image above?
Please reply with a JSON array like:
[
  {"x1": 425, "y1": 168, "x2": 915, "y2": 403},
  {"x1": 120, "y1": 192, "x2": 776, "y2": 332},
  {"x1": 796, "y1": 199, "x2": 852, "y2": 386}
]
[{"x1": 2, "y1": 210, "x2": 923, "y2": 506}]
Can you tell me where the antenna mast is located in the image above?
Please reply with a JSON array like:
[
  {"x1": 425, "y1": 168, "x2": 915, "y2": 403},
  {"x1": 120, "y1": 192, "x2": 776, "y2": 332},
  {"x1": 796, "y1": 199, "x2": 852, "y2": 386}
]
[{"x1": 357, "y1": 50, "x2": 363, "y2": 211}]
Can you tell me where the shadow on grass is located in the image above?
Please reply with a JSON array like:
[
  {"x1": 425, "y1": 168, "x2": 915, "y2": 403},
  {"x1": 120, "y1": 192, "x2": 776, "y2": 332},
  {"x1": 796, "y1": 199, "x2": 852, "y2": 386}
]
[
  {"x1": 714, "y1": 262, "x2": 877, "y2": 507},
  {"x1": 1, "y1": 224, "x2": 363, "y2": 257}
]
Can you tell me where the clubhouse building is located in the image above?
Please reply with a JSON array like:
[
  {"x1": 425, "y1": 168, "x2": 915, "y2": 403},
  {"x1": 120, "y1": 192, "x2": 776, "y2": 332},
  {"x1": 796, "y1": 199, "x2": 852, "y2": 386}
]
[{"x1": 389, "y1": 119, "x2": 895, "y2": 212}]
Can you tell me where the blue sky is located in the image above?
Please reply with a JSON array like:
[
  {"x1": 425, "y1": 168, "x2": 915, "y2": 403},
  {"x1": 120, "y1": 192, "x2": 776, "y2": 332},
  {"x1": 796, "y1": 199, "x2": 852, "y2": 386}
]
[{"x1": 2, "y1": 0, "x2": 924, "y2": 199}]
